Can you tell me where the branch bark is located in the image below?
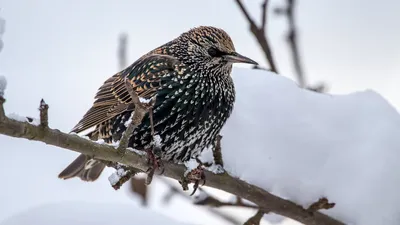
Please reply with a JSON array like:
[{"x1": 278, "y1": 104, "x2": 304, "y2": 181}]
[{"x1": 0, "y1": 99, "x2": 344, "y2": 225}]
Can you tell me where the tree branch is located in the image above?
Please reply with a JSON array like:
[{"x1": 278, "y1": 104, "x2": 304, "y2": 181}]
[
  {"x1": 234, "y1": 0, "x2": 278, "y2": 73},
  {"x1": 243, "y1": 210, "x2": 264, "y2": 225},
  {"x1": 0, "y1": 98, "x2": 344, "y2": 225}
]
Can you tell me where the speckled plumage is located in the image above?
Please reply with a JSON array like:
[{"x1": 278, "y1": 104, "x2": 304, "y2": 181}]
[{"x1": 58, "y1": 26, "x2": 257, "y2": 181}]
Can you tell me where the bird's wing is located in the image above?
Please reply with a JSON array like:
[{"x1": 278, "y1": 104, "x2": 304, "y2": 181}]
[{"x1": 70, "y1": 54, "x2": 182, "y2": 134}]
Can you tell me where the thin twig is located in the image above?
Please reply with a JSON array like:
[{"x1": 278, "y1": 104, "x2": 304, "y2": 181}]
[
  {"x1": 234, "y1": 0, "x2": 278, "y2": 73},
  {"x1": 112, "y1": 79, "x2": 156, "y2": 188},
  {"x1": 286, "y1": 0, "x2": 304, "y2": 87},
  {"x1": 109, "y1": 166, "x2": 137, "y2": 190},
  {"x1": 195, "y1": 189, "x2": 259, "y2": 210},
  {"x1": 117, "y1": 79, "x2": 153, "y2": 153},
  {"x1": 261, "y1": 0, "x2": 268, "y2": 31},
  {"x1": 243, "y1": 210, "x2": 264, "y2": 225},
  {"x1": 159, "y1": 178, "x2": 242, "y2": 225},
  {"x1": 307, "y1": 197, "x2": 335, "y2": 212},
  {"x1": 39, "y1": 99, "x2": 49, "y2": 127}
]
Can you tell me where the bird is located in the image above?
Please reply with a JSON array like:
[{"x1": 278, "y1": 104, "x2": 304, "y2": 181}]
[{"x1": 58, "y1": 26, "x2": 258, "y2": 182}]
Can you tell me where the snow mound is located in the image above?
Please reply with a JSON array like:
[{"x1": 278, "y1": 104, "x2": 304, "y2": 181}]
[
  {"x1": 0, "y1": 202, "x2": 193, "y2": 225},
  {"x1": 221, "y1": 68, "x2": 400, "y2": 225}
]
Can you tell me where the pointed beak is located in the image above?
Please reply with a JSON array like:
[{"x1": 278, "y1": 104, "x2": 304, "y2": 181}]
[{"x1": 224, "y1": 52, "x2": 258, "y2": 65}]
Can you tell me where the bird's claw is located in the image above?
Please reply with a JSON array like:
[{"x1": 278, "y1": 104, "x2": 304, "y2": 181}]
[{"x1": 180, "y1": 166, "x2": 206, "y2": 196}]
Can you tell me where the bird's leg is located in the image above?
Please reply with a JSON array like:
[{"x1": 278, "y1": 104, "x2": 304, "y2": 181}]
[
  {"x1": 145, "y1": 108, "x2": 164, "y2": 184},
  {"x1": 180, "y1": 158, "x2": 206, "y2": 196}
]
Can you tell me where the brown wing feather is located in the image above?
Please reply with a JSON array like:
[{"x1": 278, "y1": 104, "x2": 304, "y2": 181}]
[{"x1": 70, "y1": 53, "x2": 182, "y2": 134}]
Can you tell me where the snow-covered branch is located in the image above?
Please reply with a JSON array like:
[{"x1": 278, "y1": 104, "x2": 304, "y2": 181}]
[{"x1": 0, "y1": 88, "x2": 344, "y2": 225}]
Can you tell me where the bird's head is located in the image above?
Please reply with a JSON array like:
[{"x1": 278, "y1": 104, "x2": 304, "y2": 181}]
[{"x1": 174, "y1": 26, "x2": 258, "y2": 75}]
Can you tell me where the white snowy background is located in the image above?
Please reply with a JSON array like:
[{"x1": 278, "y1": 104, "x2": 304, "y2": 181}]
[{"x1": 1, "y1": 0, "x2": 400, "y2": 225}]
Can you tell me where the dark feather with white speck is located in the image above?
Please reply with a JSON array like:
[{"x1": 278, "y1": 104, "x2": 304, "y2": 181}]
[{"x1": 58, "y1": 26, "x2": 258, "y2": 181}]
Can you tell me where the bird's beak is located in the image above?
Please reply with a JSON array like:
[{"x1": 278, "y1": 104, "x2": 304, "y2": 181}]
[{"x1": 224, "y1": 52, "x2": 258, "y2": 65}]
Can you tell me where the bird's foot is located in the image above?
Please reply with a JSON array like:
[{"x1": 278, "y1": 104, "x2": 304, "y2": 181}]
[
  {"x1": 180, "y1": 164, "x2": 206, "y2": 196},
  {"x1": 145, "y1": 147, "x2": 164, "y2": 185}
]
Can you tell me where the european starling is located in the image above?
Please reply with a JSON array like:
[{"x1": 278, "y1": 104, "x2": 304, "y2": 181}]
[{"x1": 58, "y1": 26, "x2": 258, "y2": 182}]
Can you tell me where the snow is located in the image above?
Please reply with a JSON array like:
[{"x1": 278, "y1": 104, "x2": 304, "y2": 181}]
[
  {"x1": 6, "y1": 113, "x2": 26, "y2": 122},
  {"x1": 220, "y1": 67, "x2": 400, "y2": 225},
  {"x1": 108, "y1": 167, "x2": 128, "y2": 186},
  {"x1": 0, "y1": 76, "x2": 6, "y2": 97},
  {"x1": 198, "y1": 146, "x2": 224, "y2": 174},
  {"x1": 7, "y1": 113, "x2": 40, "y2": 125},
  {"x1": 193, "y1": 190, "x2": 209, "y2": 203},
  {"x1": 123, "y1": 112, "x2": 134, "y2": 127},
  {"x1": 0, "y1": 202, "x2": 193, "y2": 225},
  {"x1": 127, "y1": 147, "x2": 146, "y2": 156},
  {"x1": 95, "y1": 139, "x2": 105, "y2": 144},
  {"x1": 139, "y1": 96, "x2": 151, "y2": 104}
]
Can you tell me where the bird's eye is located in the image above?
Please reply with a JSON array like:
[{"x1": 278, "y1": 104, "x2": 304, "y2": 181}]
[
  {"x1": 208, "y1": 47, "x2": 224, "y2": 57},
  {"x1": 208, "y1": 47, "x2": 218, "y2": 57}
]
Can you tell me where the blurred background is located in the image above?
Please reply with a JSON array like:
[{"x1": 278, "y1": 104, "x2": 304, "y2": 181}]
[{"x1": 0, "y1": 0, "x2": 399, "y2": 224}]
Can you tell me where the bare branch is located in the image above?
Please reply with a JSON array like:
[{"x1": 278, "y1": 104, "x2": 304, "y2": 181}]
[
  {"x1": 0, "y1": 98, "x2": 344, "y2": 225},
  {"x1": 213, "y1": 134, "x2": 224, "y2": 167},
  {"x1": 39, "y1": 99, "x2": 49, "y2": 127},
  {"x1": 243, "y1": 210, "x2": 264, "y2": 225},
  {"x1": 234, "y1": 0, "x2": 278, "y2": 73},
  {"x1": 118, "y1": 79, "x2": 155, "y2": 153},
  {"x1": 261, "y1": 0, "x2": 268, "y2": 31},
  {"x1": 110, "y1": 79, "x2": 157, "y2": 188}
]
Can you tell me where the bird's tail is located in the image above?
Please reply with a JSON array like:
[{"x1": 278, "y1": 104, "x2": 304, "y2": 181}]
[{"x1": 58, "y1": 154, "x2": 106, "y2": 181}]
